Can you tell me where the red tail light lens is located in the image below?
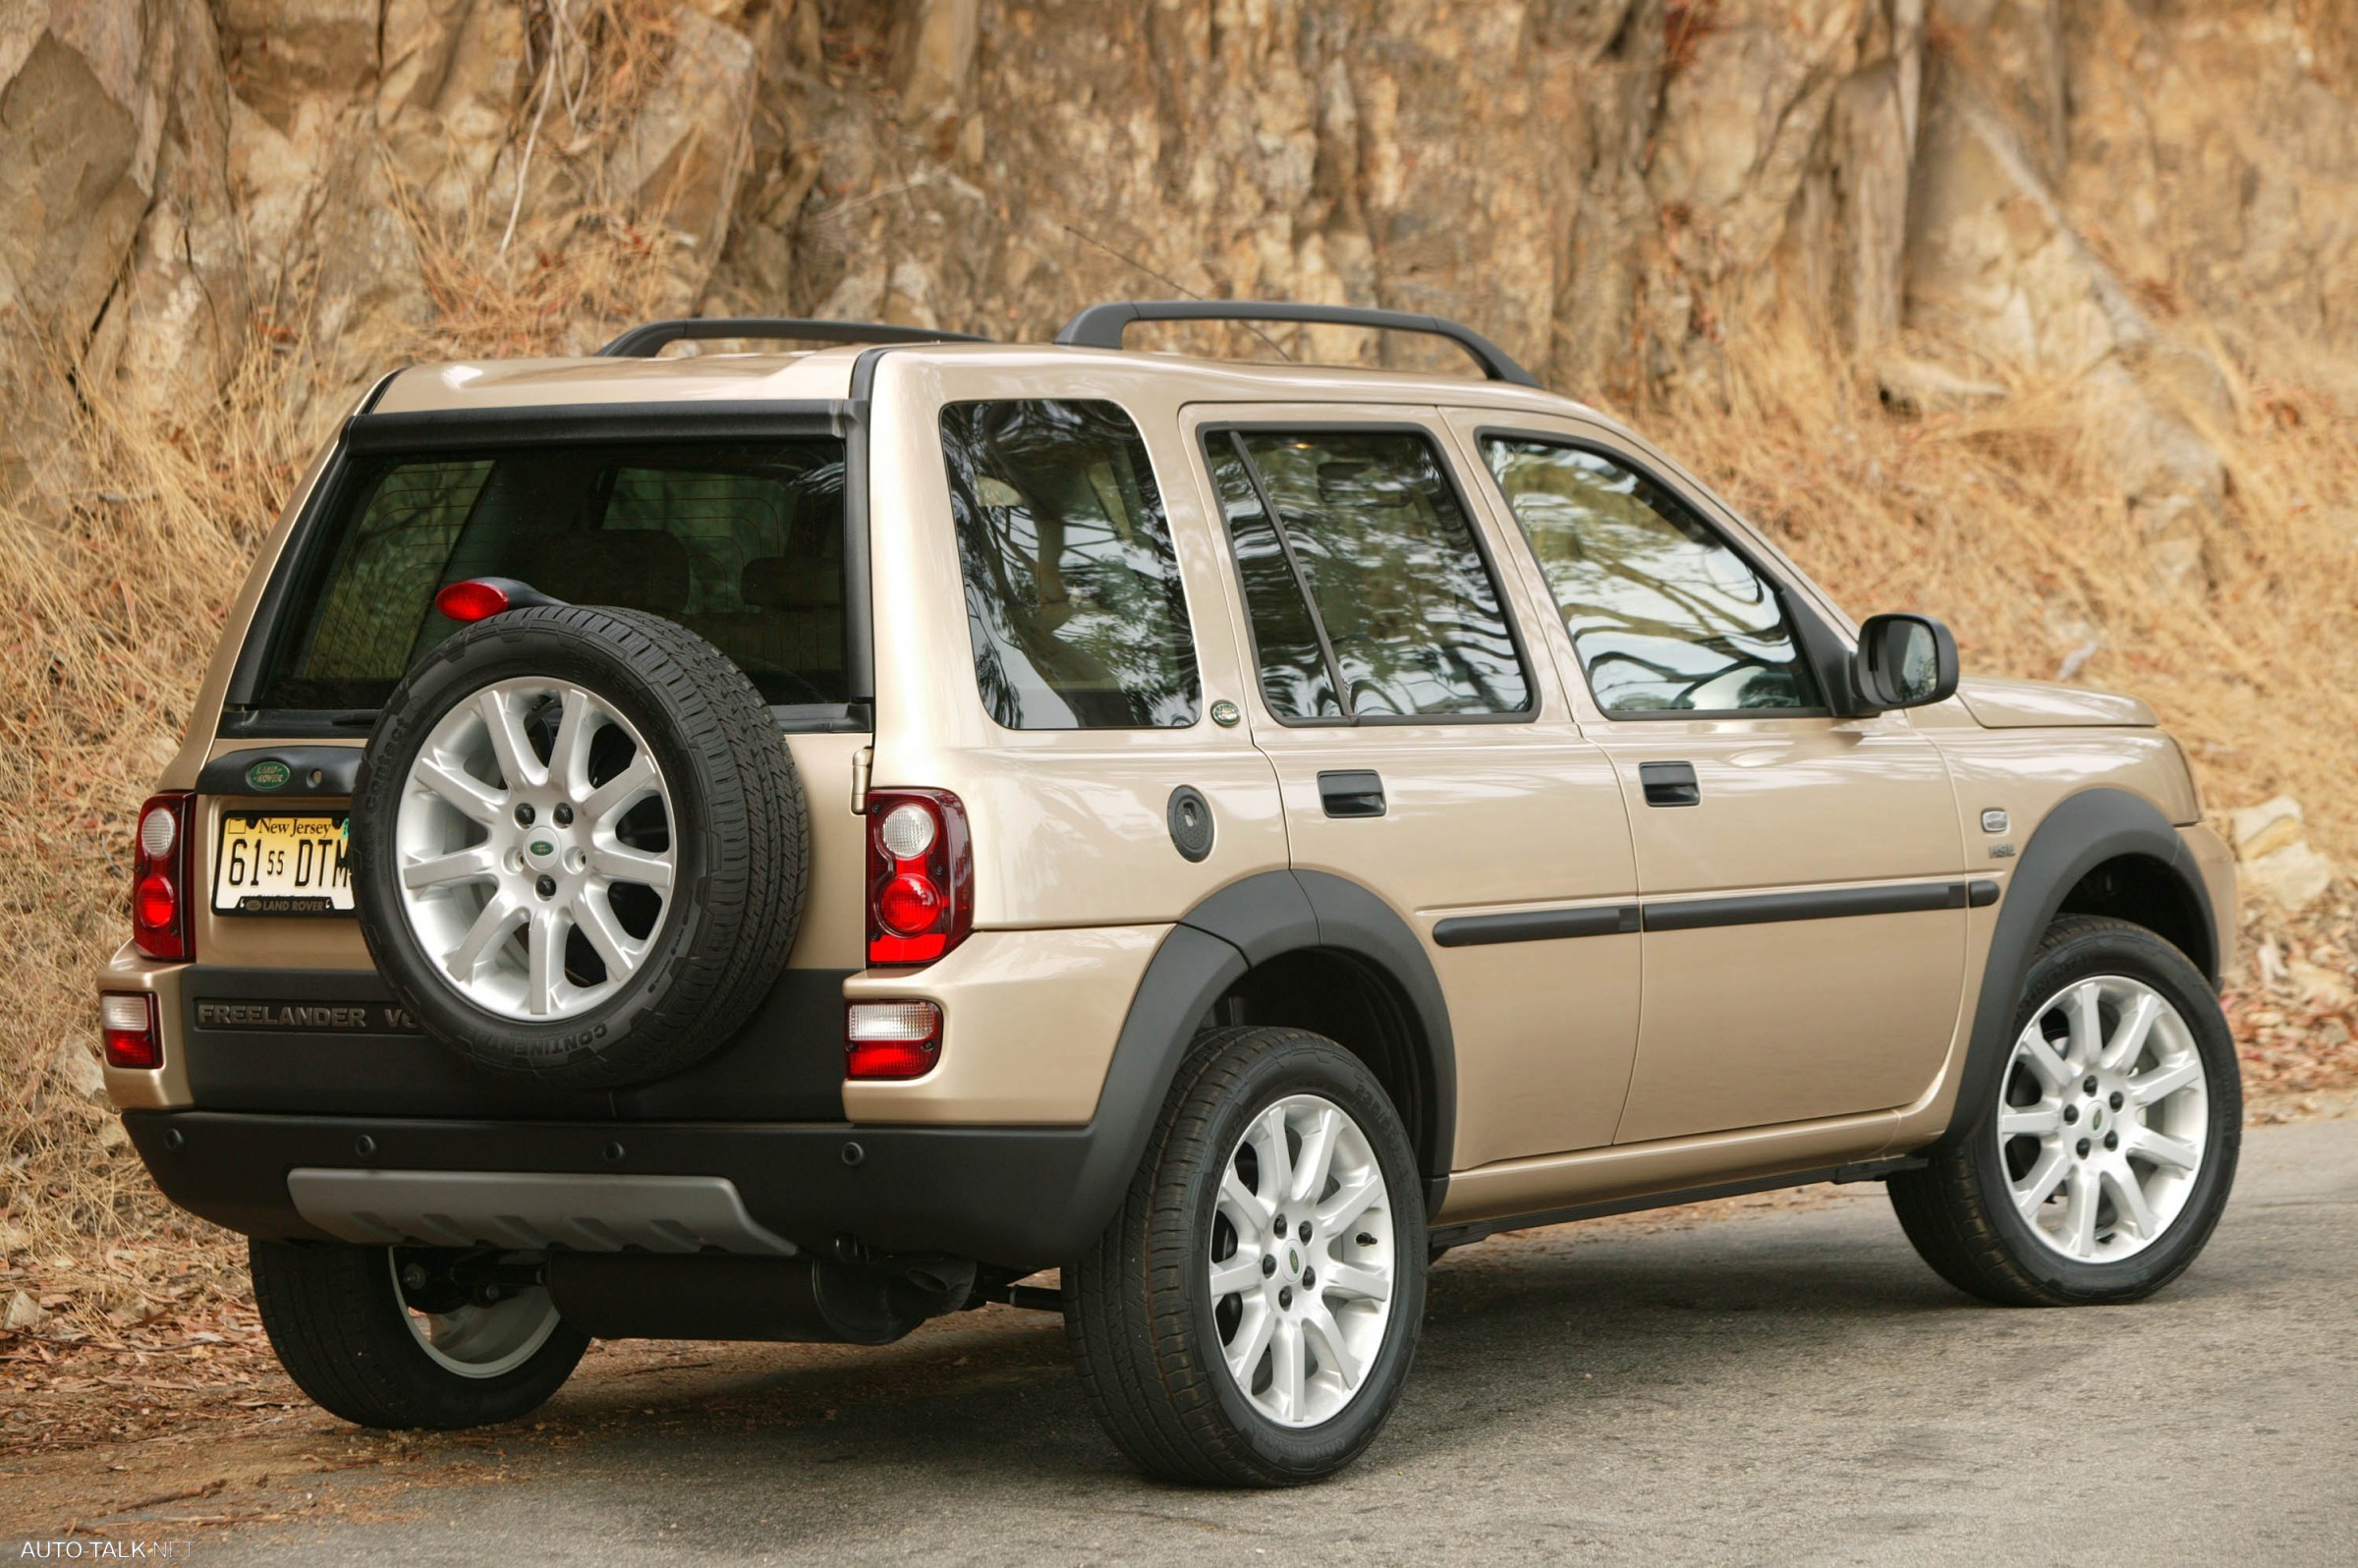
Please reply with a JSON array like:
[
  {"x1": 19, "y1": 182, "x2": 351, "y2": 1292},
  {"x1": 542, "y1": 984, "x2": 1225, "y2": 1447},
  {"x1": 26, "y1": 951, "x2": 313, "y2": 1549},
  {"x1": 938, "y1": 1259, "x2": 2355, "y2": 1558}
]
[
  {"x1": 434, "y1": 579, "x2": 511, "y2": 623},
  {"x1": 101, "y1": 992, "x2": 160, "y2": 1070},
  {"x1": 866, "y1": 790, "x2": 972, "y2": 967},
  {"x1": 846, "y1": 1000, "x2": 942, "y2": 1081},
  {"x1": 131, "y1": 792, "x2": 195, "y2": 961}
]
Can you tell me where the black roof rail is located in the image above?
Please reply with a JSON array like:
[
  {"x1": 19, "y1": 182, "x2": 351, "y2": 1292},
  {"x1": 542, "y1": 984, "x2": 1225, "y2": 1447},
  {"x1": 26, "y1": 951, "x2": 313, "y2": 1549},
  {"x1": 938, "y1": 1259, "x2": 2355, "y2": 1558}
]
[
  {"x1": 596, "y1": 317, "x2": 992, "y2": 358},
  {"x1": 1053, "y1": 300, "x2": 1542, "y2": 388}
]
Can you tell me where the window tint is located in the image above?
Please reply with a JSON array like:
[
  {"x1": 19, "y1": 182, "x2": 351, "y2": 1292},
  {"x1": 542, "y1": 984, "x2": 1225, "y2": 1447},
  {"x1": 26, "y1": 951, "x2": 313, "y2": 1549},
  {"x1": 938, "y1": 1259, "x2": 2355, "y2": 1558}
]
[
  {"x1": 1201, "y1": 436, "x2": 1341, "y2": 720},
  {"x1": 1481, "y1": 438, "x2": 1822, "y2": 714},
  {"x1": 262, "y1": 440, "x2": 848, "y2": 710},
  {"x1": 941, "y1": 399, "x2": 1199, "y2": 729},
  {"x1": 1225, "y1": 429, "x2": 1528, "y2": 719}
]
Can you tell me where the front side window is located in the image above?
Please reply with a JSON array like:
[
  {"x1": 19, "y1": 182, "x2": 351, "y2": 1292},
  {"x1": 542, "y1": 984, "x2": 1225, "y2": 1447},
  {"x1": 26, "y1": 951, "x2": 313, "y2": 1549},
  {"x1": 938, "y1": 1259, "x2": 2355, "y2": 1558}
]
[
  {"x1": 1208, "y1": 428, "x2": 1529, "y2": 721},
  {"x1": 262, "y1": 439, "x2": 848, "y2": 710},
  {"x1": 941, "y1": 399, "x2": 1200, "y2": 730},
  {"x1": 1480, "y1": 438, "x2": 1821, "y2": 715}
]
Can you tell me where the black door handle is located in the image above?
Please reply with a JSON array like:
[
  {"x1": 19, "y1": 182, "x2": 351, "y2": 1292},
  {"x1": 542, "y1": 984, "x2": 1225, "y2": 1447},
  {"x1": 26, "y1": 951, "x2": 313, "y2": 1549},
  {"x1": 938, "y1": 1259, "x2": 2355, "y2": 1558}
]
[
  {"x1": 1318, "y1": 769, "x2": 1386, "y2": 818},
  {"x1": 1640, "y1": 760, "x2": 1701, "y2": 808}
]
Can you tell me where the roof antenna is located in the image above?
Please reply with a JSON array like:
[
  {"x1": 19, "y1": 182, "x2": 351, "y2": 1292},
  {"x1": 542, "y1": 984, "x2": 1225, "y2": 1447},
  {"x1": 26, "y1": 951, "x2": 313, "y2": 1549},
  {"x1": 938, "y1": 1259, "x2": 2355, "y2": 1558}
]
[{"x1": 1060, "y1": 225, "x2": 1293, "y2": 362}]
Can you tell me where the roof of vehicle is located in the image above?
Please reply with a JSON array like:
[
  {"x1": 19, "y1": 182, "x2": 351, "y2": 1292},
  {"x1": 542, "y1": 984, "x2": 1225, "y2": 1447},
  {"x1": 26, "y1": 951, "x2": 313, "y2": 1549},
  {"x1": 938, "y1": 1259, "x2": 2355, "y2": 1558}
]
[{"x1": 366, "y1": 340, "x2": 1617, "y2": 425}]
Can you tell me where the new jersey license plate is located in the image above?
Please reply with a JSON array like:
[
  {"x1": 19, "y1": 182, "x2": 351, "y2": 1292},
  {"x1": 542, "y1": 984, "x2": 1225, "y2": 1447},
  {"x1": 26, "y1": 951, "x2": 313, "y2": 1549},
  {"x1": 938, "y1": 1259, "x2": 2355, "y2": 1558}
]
[{"x1": 212, "y1": 812, "x2": 355, "y2": 914}]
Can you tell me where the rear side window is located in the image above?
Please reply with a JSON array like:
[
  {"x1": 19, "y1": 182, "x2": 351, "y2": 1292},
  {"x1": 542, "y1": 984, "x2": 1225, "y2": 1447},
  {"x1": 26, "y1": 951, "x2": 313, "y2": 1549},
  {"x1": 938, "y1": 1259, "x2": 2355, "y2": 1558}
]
[
  {"x1": 1207, "y1": 428, "x2": 1529, "y2": 721},
  {"x1": 1204, "y1": 439, "x2": 1342, "y2": 720},
  {"x1": 940, "y1": 399, "x2": 1200, "y2": 729},
  {"x1": 260, "y1": 440, "x2": 848, "y2": 710}
]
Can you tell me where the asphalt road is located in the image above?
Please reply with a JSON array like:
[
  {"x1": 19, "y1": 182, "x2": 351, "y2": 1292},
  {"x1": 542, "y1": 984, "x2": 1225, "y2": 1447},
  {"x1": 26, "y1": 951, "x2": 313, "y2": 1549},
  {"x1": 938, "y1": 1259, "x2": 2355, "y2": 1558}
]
[{"x1": 204, "y1": 1117, "x2": 2358, "y2": 1565}]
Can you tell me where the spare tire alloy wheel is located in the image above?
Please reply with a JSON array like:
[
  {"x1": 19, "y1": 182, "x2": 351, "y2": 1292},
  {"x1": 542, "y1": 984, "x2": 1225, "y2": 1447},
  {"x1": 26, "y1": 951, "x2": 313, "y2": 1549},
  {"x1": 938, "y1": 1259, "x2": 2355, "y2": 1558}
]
[
  {"x1": 1210, "y1": 1094, "x2": 1398, "y2": 1428},
  {"x1": 1997, "y1": 975, "x2": 2210, "y2": 1263},
  {"x1": 397, "y1": 676, "x2": 674, "y2": 1021},
  {"x1": 354, "y1": 605, "x2": 807, "y2": 1088}
]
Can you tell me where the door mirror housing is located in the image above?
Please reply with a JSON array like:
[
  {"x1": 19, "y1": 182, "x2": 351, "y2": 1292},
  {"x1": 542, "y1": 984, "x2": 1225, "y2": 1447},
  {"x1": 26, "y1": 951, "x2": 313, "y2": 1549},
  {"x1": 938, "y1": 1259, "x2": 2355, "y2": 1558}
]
[{"x1": 1854, "y1": 613, "x2": 1958, "y2": 711}]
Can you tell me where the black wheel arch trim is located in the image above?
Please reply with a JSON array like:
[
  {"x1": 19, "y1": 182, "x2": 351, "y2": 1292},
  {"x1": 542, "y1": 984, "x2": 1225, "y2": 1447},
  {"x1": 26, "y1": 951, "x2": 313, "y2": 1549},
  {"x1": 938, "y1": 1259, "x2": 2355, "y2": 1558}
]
[
  {"x1": 1937, "y1": 786, "x2": 2218, "y2": 1151},
  {"x1": 1079, "y1": 869, "x2": 1459, "y2": 1232}
]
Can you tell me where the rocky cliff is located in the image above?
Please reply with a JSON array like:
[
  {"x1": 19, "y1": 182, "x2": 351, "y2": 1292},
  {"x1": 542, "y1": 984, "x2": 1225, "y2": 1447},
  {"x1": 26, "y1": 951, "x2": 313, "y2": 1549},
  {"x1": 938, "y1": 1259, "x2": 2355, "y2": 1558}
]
[{"x1": 7, "y1": 2, "x2": 2352, "y2": 532}]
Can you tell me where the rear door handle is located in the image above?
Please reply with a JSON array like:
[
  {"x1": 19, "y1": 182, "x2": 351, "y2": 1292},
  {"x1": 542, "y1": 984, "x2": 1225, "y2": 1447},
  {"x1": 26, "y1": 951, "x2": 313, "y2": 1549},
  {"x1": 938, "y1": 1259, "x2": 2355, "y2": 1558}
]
[
  {"x1": 1640, "y1": 760, "x2": 1701, "y2": 808},
  {"x1": 1318, "y1": 769, "x2": 1386, "y2": 818}
]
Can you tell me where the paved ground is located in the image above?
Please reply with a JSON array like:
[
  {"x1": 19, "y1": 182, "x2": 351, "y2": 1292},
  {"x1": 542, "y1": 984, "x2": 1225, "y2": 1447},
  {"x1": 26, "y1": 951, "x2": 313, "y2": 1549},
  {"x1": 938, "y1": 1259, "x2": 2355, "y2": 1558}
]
[{"x1": 53, "y1": 1117, "x2": 2358, "y2": 1565}]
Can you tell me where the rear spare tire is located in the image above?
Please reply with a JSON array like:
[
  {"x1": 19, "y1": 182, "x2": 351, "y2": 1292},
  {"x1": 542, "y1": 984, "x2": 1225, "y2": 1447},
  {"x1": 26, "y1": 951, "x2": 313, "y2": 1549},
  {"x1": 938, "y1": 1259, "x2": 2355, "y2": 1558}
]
[{"x1": 352, "y1": 604, "x2": 807, "y2": 1087}]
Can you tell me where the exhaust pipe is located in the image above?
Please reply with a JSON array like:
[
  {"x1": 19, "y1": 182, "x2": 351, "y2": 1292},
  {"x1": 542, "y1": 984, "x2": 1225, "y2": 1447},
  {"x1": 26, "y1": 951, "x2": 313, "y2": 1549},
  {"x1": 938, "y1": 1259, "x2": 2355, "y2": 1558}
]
[{"x1": 546, "y1": 1252, "x2": 976, "y2": 1345}]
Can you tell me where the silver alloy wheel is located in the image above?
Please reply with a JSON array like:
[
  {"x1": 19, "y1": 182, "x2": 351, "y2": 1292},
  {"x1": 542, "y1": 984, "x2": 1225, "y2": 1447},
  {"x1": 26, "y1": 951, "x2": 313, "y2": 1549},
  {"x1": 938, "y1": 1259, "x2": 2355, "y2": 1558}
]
[
  {"x1": 394, "y1": 677, "x2": 674, "y2": 1021},
  {"x1": 388, "y1": 1252, "x2": 562, "y2": 1379},
  {"x1": 1997, "y1": 975, "x2": 2211, "y2": 1264},
  {"x1": 1207, "y1": 1093, "x2": 1396, "y2": 1428}
]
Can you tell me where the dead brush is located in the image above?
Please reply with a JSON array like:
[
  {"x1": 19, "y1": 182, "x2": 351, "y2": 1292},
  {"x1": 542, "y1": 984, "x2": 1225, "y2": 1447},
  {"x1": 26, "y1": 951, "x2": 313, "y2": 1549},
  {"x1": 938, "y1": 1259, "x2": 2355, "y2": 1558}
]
[
  {"x1": 1, "y1": 336, "x2": 309, "y2": 1344},
  {"x1": 1614, "y1": 319, "x2": 2358, "y2": 870}
]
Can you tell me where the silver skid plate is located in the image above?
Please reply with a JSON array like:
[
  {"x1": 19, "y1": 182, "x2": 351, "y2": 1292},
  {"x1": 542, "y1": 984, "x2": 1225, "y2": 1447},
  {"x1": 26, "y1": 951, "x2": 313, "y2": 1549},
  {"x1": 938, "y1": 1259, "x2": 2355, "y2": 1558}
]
[{"x1": 286, "y1": 1169, "x2": 799, "y2": 1255}]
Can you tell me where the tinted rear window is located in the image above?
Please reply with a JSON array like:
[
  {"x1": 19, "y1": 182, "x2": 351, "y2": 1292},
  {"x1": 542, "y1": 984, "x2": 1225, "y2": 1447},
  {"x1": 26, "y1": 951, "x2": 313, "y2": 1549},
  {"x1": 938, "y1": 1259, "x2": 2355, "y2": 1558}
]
[
  {"x1": 259, "y1": 439, "x2": 847, "y2": 709},
  {"x1": 940, "y1": 399, "x2": 1200, "y2": 729}
]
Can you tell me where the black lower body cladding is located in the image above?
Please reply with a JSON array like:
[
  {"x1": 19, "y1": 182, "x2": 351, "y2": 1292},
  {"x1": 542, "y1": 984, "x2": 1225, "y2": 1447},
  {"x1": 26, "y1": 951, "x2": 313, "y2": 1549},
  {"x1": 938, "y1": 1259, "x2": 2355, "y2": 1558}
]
[
  {"x1": 125, "y1": 1111, "x2": 1119, "y2": 1270},
  {"x1": 351, "y1": 604, "x2": 808, "y2": 1089}
]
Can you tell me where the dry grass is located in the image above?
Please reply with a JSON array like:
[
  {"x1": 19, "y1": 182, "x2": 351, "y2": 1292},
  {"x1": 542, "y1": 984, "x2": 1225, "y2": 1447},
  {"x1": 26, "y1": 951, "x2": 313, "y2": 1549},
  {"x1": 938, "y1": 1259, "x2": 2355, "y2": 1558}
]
[
  {"x1": 0, "y1": 107, "x2": 700, "y2": 1361},
  {"x1": 4, "y1": 175, "x2": 2356, "y2": 1379},
  {"x1": 1, "y1": 341, "x2": 312, "y2": 1354},
  {"x1": 1632, "y1": 320, "x2": 2358, "y2": 861}
]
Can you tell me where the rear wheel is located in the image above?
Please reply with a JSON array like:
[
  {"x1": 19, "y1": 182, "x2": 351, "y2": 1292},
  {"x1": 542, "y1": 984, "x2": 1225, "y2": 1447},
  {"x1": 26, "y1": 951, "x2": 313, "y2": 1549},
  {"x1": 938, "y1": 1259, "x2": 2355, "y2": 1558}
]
[
  {"x1": 251, "y1": 1240, "x2": 587, "y2": 1429},
  {"x1": 1890, "y1": 916, "x2": 2241, "y2": 1306},
  {"x1": 1067, "y1": 1027, "x2": 1427, "y2": 1485}
]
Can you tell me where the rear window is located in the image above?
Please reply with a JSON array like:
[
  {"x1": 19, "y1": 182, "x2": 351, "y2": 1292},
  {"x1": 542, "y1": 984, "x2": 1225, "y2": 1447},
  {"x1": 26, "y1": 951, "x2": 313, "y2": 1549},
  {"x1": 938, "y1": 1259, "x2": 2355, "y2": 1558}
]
[
  {"x1": 258, "y1": 439, "x2": 847, "y2": 710},
  {"x1": 940, "y1": 399, "x2": 1200, "y2": 730}
]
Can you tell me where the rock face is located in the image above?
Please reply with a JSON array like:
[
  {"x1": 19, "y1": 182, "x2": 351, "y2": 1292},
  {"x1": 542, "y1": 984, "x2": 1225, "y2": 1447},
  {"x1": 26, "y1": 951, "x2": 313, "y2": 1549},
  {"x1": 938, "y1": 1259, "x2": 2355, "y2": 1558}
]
[
  {"x1": 2233, "y1": 796, "x2": 2339, "y2": 915},
  {"x1": 0, "y1": 0, "x2": 249, "y2": 493},
  {"x1": 1, "y1": 0, "x2": 2350, "y2": 521}
]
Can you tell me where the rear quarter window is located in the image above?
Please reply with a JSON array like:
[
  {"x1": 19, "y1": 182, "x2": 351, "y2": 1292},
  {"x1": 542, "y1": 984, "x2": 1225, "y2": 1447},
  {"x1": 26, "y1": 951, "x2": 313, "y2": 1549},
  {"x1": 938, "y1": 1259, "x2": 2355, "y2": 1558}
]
[{"x1": 940, "y1": 399, "x2": 1200, "y2": 730}]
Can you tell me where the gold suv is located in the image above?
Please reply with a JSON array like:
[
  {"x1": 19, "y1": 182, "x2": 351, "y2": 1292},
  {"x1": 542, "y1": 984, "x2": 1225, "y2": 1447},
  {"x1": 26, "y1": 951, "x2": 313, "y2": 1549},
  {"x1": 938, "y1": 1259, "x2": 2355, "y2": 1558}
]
[{"x1": 98, "y1": 304, "x2": 2240, "y2": 1484}]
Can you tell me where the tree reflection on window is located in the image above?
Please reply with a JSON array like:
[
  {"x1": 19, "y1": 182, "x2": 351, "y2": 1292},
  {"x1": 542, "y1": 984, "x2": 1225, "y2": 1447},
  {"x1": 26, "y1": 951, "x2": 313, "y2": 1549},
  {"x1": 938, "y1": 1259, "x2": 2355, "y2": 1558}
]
[
  {"x1": 942, "y1": 399, "x2": 1200, "y2": 729},
  {"x1": 1481, "y1": 439, "x2": 1820, "y2": 714}
]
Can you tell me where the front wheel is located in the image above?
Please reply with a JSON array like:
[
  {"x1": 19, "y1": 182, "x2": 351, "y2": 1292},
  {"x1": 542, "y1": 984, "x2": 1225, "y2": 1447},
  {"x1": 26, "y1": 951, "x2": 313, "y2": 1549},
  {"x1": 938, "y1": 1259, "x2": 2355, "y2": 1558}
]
[
  {"x1": 1890, "y1": 916, "x2": 2241, "y2": 1306},
  {"x1": 251, "y1": 1240, "x2": 588, "y2": 1428},
  {"x1": 1066, "y1": 1026, "x2": 1428, "y2": 1485}
]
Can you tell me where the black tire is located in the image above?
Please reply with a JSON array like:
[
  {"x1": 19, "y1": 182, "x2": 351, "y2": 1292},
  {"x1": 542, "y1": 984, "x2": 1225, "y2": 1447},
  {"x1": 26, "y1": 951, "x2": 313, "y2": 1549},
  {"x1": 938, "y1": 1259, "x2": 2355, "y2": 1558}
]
[
  {"x1": 1067, "y1": 1027, "x2": 1428, "y2": 1486},
  {"x1": 1890, "y1": 916, "x2": 2241, "y2": 1306},
  {"x1": 352, "y1": 605, "x2": 806, "y2": 1088},
  {"x1": 251, "y1": 1240, "x2": 588, "y2": 1429}
]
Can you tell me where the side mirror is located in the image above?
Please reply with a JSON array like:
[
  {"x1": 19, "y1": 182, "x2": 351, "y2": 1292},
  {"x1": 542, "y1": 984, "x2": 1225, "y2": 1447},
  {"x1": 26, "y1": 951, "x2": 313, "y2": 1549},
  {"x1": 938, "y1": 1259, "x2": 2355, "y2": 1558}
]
[{"x1": 1854, "y1": 613, "x2": 1958, "y2": 711}]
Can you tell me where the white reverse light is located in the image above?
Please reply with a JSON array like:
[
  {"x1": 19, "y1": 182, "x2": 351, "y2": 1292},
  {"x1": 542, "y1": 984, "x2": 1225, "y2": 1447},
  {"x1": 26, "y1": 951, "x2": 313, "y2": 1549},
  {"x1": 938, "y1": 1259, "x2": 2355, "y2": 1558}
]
[
  {"x1": 139, "y1": 806, "x2": 178, "y2": 860},
  {"x1": 880, "y1": 802, "x2": 937, "y2": 861}
]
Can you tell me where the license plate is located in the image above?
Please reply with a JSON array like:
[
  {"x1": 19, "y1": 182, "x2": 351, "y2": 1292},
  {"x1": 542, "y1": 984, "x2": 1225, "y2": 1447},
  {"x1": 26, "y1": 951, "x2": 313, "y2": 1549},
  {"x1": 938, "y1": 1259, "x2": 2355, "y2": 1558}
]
[{"x1": 212, "y1": 812, "x2": 355, "y2": 914}]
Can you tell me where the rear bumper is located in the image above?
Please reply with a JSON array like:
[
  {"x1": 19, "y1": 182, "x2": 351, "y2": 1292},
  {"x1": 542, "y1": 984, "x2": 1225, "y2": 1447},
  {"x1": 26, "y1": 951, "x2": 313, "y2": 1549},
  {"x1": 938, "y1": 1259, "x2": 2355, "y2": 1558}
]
[{"x1": 124, "y1": 1109, "x2": 1109, "y2": 1270}]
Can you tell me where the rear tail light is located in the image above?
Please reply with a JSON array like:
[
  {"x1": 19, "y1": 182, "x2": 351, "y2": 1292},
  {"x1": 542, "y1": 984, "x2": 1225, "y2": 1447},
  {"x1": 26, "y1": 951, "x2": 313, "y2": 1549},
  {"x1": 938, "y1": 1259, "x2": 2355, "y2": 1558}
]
[
  {"x1": 100, "y1": 993, "x2": 160, "y2": 1070},
  {"x1": 866, "y1": 790, "x2": 972, "y2": 966},
  {"x1": 132, "y1": 792, "x2": 195, "y2": 961},
  {"x1": 846, "y1": 1001, "x2": 942, "y2": 1081}
]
